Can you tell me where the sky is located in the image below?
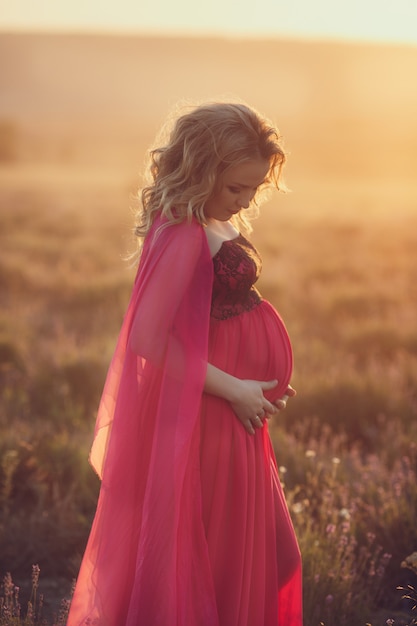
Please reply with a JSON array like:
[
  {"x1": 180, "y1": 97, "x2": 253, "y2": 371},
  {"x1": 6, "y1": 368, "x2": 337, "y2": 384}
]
[{"x1": 1, "y1": 0, "x2": 417, "y2": 45}]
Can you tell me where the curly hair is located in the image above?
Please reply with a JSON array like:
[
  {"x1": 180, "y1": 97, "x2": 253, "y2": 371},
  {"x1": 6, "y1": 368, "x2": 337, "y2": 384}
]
[{"x1": 134, "y1": 101, "x2": 287, "y2": 243}]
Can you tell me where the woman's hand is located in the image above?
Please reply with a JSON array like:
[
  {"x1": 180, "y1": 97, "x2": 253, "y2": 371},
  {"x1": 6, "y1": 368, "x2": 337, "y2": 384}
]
[
  {"x1": 273, "y1": 384, "x2": 296, "y2": 412},
  {"x1": 230, "y1": 379, "x2": 278, "y2": 435},
  {"x1": 204, "y1": 364, "x2": 281, "y2": 435}
]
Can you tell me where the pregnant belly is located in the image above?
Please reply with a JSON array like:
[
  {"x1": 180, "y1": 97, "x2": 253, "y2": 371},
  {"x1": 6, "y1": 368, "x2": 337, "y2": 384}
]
[{"x1": 208, "y1": 299, "x2": 293, "y2": 401}]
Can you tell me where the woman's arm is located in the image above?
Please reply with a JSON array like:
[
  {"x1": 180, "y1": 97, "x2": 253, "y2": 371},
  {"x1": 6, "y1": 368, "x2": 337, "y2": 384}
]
[{"x1": 204, "y1": 363, "x2": 279, "y2": 435}]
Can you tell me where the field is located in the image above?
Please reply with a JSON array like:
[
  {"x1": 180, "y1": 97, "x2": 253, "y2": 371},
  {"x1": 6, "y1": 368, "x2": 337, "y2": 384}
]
[
  {"x1": 1, "y1": 160, "x2": 417, "y2": 624},
  {"x1": 1, "y1": 32, "x2": 417, "y2": 625}
]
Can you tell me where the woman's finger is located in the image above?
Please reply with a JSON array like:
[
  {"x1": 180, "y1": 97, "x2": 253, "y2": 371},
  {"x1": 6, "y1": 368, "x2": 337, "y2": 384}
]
[
  {"x1": 246, "y1": 420, "x2": 255, "y2": 435},
  {"x1": 264, "y1": 399, "x2": 277, "y2": 414},
  {"x1": 274, "y1": 394, "x2": 290, "y2": 410}
]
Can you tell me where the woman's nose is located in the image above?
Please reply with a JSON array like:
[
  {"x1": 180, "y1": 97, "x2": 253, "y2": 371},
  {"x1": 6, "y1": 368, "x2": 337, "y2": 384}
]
[{"x1": 239, "y1": 194, "x2": 252, "y2": 209}]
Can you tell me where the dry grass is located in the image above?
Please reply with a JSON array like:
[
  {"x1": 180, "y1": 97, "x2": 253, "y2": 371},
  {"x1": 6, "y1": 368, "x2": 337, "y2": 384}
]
[{"x1": 1, "y1": 160, "x2": 417, "y2": 625}]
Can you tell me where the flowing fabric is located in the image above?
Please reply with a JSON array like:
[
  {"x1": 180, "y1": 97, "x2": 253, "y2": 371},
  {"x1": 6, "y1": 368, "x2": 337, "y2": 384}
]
[
  {"x1": 67, "y1": 219, "x2": 303, "y2": 626},
  {"x1": 68, "y1": 217, "x2": 217, "y2": 625}
]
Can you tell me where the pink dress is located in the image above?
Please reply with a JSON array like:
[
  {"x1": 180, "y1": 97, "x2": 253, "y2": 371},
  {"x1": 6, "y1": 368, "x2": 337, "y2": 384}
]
[
  {"x1": 67, "y1": 219, "x2": 302, "y2": 626},
  {"x1": 200, "y1": 235, "x2": 302, "y2": 626}
]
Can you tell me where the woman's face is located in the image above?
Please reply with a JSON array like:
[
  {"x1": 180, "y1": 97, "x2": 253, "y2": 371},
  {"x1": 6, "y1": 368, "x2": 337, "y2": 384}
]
[{"x1": 204, "y1": 158, "x2": 270, "y2": 222}]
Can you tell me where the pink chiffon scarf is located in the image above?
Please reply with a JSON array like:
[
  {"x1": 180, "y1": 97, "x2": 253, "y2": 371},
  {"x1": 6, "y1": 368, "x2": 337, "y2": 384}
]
[{"x1": 67, "y1": 217, "x2": 218, "y2": 625}]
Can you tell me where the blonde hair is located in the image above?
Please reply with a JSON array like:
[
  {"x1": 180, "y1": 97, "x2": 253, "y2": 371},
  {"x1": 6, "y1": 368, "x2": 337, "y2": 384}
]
[{"x1": 134, "y1": 101, "x2": 287, "y2": 243}]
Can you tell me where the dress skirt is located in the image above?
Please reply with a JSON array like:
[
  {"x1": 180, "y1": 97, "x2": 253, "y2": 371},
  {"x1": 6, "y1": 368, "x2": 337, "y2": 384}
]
[{"x1": 199, "y1": 300, "x2": 303, "y2": 626}]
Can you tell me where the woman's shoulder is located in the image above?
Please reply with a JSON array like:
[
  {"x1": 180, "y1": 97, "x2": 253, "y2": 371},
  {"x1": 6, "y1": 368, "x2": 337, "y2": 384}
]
[
  {"x1": 148, "y1": 214, "x2": 204, "y2": 242},
  {"x1": 145, "y1": 215, "x2": 210, "y2": 262}
]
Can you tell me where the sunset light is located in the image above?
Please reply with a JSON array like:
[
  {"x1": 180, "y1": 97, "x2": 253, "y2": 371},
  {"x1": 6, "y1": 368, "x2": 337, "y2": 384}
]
[{"x1": 1, "y1": 0, "x2": 417, "y2": 45}]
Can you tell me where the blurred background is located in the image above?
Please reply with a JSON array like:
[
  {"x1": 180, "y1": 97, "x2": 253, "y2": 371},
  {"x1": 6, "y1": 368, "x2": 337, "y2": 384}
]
[{"x1": 1, "y1": 1, "x2": 417, "y2": 624}]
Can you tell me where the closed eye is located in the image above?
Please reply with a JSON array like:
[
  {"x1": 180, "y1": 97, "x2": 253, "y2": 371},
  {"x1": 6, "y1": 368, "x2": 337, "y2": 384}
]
[{"x1": 228, "y1": 186, "x2": 259, "y2": 194}]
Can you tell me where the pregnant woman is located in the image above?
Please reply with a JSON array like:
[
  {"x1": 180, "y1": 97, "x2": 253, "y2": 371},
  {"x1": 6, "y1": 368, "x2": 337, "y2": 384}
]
[{"x1": 67, "y1": 102, "x2": 303, "y2": 626}]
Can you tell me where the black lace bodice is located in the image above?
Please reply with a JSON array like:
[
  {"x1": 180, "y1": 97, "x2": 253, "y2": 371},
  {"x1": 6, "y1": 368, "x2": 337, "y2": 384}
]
[{"x1": 210, "y1": 234, "x2": 262, "y2": 320}]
